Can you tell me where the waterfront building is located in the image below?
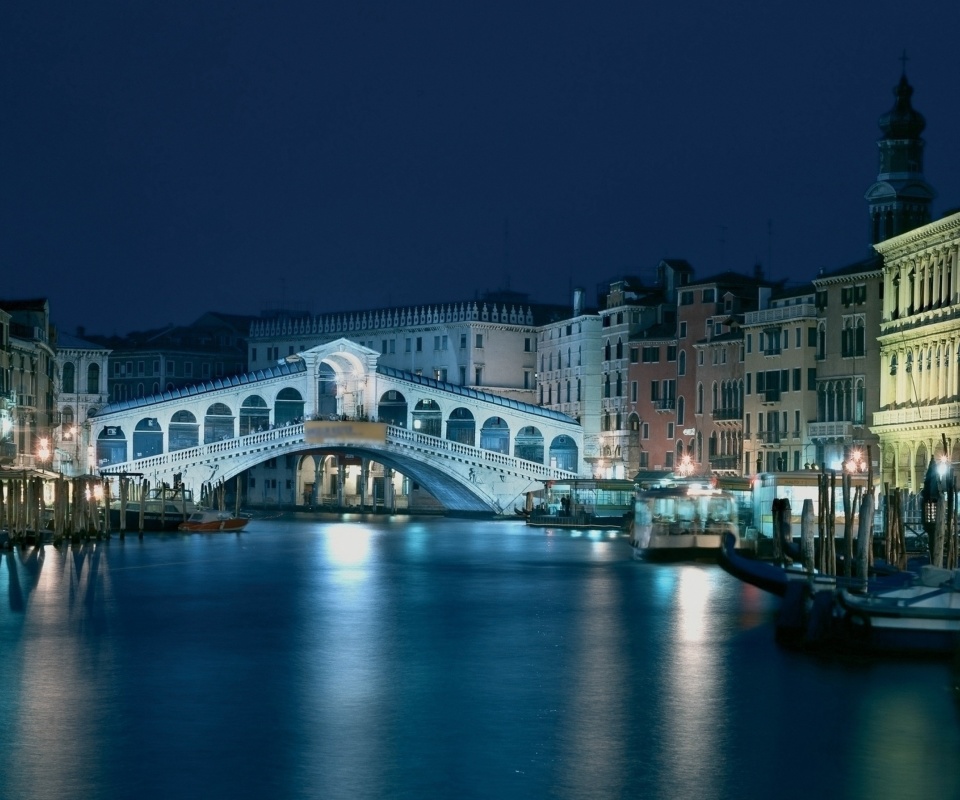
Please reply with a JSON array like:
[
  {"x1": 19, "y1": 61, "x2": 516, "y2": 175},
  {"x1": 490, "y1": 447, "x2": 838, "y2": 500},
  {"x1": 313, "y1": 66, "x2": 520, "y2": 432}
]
[
  {"x1": 54, "y1": 330, "x2": 111, "y2": 476},
  {"x1": 0, "y1": 299, "x2": 57, "y2": 469},
  {"x1": 248, "y1": 290, "x2": 562, "y2": 402},
  {"x1": 677, "y1": 271, "x2": 769, "y2": 476},
  {"x1": 874, "y1": 210, "x2": 960, "y2": 489},
  {"x1": 536, "y1": 288, "x2": 603, "y2": 469},
  {"x1": 742, "y1": 284, "x2": 818, "y2": 474},
  {"x1": 809, "y1": 259, "x2": 884, "y2": 473},
  {"x1": 87, "y1": 312, "x2": 253, "y2": 404}
]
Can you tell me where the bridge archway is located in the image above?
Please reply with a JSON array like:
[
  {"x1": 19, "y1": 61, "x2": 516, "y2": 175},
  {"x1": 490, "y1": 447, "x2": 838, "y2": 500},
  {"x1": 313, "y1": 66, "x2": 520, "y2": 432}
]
[
  {"x1": 549, "y1": 435, "x2": 578, "y2": 471},
  {"x1": 133, "y1": 418, "x2": 163, "y2": 459},
  {"x1": 170, "y1": 410, "x2": 199, "y2": 451},
  {"x1": 480, "y1": 416, "x2": 510, "y2": 455},
  {"x1": 240, "y1": 395, "x2": 269, "y2": 435},
  {"x1": 205, "y1": 402, "x2": 235, "y2": 443},
  {"x1": 97, "y1": 426, "x2": 127, "y2": 467},
  {"x1": 412, "y1": 399, "x2": 442, "y2": 437},
  {"x1": 378, "y1": 390, "x2": 408, "y2": 427},
  {"x1": 446, "y1": 407, "x2": 475, "y2": 446},
  {"x1": 514, "y1": 425, "x2": 544, "y2": 464},
  {"x1": 275, "y1": 388, "x2": 304, "y2": 425}
]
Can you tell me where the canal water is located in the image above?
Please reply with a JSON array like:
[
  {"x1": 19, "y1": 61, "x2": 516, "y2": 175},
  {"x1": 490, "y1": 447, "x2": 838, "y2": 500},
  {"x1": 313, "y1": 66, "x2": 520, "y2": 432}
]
[{"x1": 1, "y1": 516, "x2": 958, "y2": 800}]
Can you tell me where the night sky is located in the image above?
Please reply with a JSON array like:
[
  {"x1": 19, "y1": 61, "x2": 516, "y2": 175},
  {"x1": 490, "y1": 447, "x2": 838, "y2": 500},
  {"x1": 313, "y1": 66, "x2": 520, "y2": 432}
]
[{"x1": 3, "y1": 2, "x2": 959, "y2": 336}]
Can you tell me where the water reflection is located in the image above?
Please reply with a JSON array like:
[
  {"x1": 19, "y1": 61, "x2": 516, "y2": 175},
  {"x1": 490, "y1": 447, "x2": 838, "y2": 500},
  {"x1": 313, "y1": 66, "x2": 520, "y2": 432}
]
[
  {"x1": 4, "y1": 544, "x2": 116, "y2": 800},
  {"x1": 655, "y1": 565, "x2": 728, "y2": 800}
]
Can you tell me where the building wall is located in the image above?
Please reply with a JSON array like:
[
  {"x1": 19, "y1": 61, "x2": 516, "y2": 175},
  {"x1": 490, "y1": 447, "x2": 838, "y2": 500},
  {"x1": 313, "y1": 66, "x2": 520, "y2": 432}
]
[{"x1": 874, "y1": 211, "x2": 960, "y2": 489}]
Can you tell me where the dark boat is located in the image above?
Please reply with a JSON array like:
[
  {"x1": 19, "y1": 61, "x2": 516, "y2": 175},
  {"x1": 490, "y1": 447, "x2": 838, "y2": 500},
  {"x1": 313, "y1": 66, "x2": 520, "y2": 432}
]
[
  {"x1": 107, "y1": 487, "x2": 198, "y2": 531},
  {"x1": 719, "y1": 532, "x2": 960, "y2": 655}
]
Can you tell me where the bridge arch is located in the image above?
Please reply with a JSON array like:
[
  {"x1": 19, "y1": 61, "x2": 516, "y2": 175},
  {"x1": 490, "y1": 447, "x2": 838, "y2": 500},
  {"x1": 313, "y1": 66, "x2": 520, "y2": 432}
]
[
  {"x1": 480, "y1": 416, "x2": 510, "y2": 455},
  {"x1": 378, "y1": 389, "x2": 408, "y2": 427},
  {"x1": 550, "y1": 435, "x2": 578, "y2": 471},
  {"x1": 274, "y1": 388, "x2": 304, "y2": 425},
  {"x1": 97, "y1": 425, "x2": 127, "y2": 467},
  {"x1": 240, "y1": 395, "x2": 269, "y2": 434},
  {"x1": 514, "y1": 425, "x2": 544, "y2": 464},
  {"x1": 446, "y1": 407, "x2": 475, "y2": 446},
  {"x1": 133, "y1": 417, "x2": 163, "y2": 459},
  {"x1": 170, "y1": 410, "x2": 199, "y2": 451},
  {"x1": 412, "y1": 399, "x2": 442, "y2": 437},
  {"x1": 205, "y1": 402, "x2": 235, "y2": 443}
]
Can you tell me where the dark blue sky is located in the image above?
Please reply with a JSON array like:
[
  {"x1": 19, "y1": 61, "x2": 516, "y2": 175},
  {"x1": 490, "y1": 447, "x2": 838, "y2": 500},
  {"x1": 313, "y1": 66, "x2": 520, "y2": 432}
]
[{"x1": 3, "y1": 2, "x2": 960, "y2": 336}]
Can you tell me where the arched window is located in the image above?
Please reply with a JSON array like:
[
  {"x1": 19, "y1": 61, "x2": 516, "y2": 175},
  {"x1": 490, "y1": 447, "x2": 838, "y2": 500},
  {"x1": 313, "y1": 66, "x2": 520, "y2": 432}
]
[
  {"x1": 616, "y1": 338, "x2": 623, "y2": 359},
  {"x1": 697, "y1": 383, "x2": 703, "y2": 414},
  {"x1": 62, "y1": 362, "x2": 75, "y2": 394},
  {"x1": 678, "y1": 350, "x2": 686, "y2": 376},
  {"x1": 604, "y1": 341, "x2": 611, "y2": 360},
  {"x1": 677, "y1": 396, "x2": 685, "y2": 426},
  {"x1": 87, "y1": 363, "x2": 100, "y2": 394}
]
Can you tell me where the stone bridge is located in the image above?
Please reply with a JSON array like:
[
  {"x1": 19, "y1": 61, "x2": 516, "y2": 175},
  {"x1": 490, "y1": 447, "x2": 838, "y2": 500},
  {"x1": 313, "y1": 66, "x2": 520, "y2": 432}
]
[{"x1": 88, "y1": 339, "x2": 584, "y2": 514}]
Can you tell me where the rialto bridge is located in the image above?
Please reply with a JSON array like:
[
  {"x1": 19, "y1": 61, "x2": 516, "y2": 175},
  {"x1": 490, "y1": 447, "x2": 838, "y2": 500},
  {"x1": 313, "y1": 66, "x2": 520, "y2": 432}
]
[{"x1": 86, "y1": 339, "x2": 583, "y2": 514}]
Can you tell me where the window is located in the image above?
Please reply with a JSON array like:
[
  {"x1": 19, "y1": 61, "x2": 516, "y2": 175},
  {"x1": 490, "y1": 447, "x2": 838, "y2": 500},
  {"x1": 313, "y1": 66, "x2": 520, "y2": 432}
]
[
  {"x1": 678, "y1": 351, "x2": 686, "y2": 376},
  {"x1": 745, "y1": 413, "x2": 751, "y2": 437},
  {"x1": 679, "y1": 321, "x2": 687, "y2": 338},
  {"x1": 815, "y1": 290, "x2": 828, "y2": 309},
  {"x1": 795, "y1": 327, "x2": 801, "y2": 348},
  {"x1": 524, "y1": 337, "x2": 532, "y2": 352},
  {"x1": 475, "y1": 334, "x2": 483, "y2": 348},
  {"x1": 416, "y1": 337, "x2": 423, "y2": 352},
  {"x1": 667, "y1": 423, "x2": 675, "y2": 439},
  {"x1": 641, "y1": 346, "x2": 660, "y2": 363},
  {"x1": 630, "y1": 347, "x2": 639, "y2": 364},
  {"x1": 251, "y1": 348, "x2": 257, "y2": 362},
  {"x1": 631, "y1": 381, "x2": 638, "y2": 402},
  {"x1": 677, "y1": 396, "x2": 685, "y2": 425},
  {"x1": 406, "y1": 338, "x2": 412, "y2": 352},
  {"x1": 460, "y1": 334, "x2": 467, "y2": 349},
  {"x1": 746, "y1": 334, "x2": 752, "y2": 354},
  {"x1": 680, "y1": 291, "x2": 693, "y2": 305},
  {"x1": 642, "y1": 423, "x2": 649, "y2": 439},
  {"x1": 808, "y1": 327, "x2": 817, "y2": 347},
  {"x1": 382, "y1": 340, "x2": 388, "y2": 354},
  {"x1": 794, "y1": 410, "x2": 800, "y2": 436},
  {"x1": 667, "y1": 345, "x2": 677, "y2": 362},
  {"x1": 475, "y1": 367, "x2": 482, "y2": 385},
  {"x1": 792, "y1": 368, "x2": 801, "y2": 391},
  {"x1": 702, "y1": 288, "x2": 715, "y2": 302},
  {"x1": 807, "y1": 368, "x2": 816, "y2": 391},
  {"x1": 746, "y1": 373, "x2": 751, "y2": 395}
]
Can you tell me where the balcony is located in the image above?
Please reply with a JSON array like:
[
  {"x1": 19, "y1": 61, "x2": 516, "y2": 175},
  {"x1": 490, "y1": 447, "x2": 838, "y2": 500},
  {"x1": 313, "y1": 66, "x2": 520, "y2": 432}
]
[
  {"x1": 756, "y1": 431, "x2": 782, "y2": 446},
  {"x1": 873, "y1": 402, "x2": 960, "y2": 428},
  {"x1": 653, "y1": 398, "x2": 676, "y2": 412},
  {"x1": 744, "y1": 303, "x2": 817, "y2": 325},
  {"x1": 760, "y1": 389, "x2": 780, "y2": 405},
  {"x1": 807, "y1": 421, "x2": 853, "y2": 441},
  {"x1": 712, "y1": 407, "x2": 742, "y2": 422},
  {"x1": 709, "y1": 455, "x2": 740, "y2": 470}
]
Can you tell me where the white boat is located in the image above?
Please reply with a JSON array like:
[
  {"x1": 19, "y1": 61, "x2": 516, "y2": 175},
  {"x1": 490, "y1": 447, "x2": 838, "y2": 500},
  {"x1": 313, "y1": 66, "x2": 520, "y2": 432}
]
[{"x1": 630, "y1": 485, "x2": 754, "y2": 561}]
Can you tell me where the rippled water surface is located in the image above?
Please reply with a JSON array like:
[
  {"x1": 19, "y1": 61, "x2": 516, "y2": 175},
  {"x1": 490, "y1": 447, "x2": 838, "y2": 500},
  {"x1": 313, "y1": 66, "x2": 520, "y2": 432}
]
[{"x1": 2, "y1": 515, "x2": 958, "y2": 800}]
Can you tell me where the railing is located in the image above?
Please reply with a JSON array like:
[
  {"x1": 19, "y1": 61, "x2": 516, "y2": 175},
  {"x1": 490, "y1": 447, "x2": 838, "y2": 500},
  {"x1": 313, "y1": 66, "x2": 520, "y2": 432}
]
[
  {"x1": 807, "y1": 420, "x2": 853, "y2": 439},
  {"x1": 709, "y1": 455, "x2": 740, "y2": 470},
  {"x1": 760, "y1": 390, "x2": 780, "y2": 404},
  {"x1": 100, "y1": 421, "x2": 580, "y2": 483},
  {"x1": 654, "y1": 398, "x2": 675, "y2": 411},
  {"x1": 756, "y1": 431, "x2": 781, "y2": 445},
  {"x1": 711, "y1": 407, "x2": 742, "y2": 421},
  {"x1": 873, "y1": 402, "x2": 960, "y2": 427},
  {"x1": 744, "y1": 304, "x2": 817, "y2": 325}
]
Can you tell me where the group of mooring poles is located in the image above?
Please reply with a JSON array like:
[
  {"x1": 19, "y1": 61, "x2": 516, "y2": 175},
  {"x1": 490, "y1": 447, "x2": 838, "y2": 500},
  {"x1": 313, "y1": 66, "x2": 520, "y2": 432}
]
[
  {"x1": 0, "y1": 473, "x2": 110, "y2": 548},
  {"x1": 0, "y1": 472, "x2": 174, "y2": 548}
]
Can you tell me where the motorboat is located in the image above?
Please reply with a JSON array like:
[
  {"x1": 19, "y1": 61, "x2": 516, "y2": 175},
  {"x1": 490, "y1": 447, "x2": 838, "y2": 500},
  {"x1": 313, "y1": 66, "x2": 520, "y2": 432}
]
[
  {"x1": 630, "y1": 485, "x2": 752, "y2": 561},
  {"x1": 178, "y1": 510, "x2": 250, "y2": 533},
  {"x1": 108, "y1": 486, "x2": 199, "y2": 531},
  {"x1": 718, "y1": 532, "x2": 959, "y2": 655}
]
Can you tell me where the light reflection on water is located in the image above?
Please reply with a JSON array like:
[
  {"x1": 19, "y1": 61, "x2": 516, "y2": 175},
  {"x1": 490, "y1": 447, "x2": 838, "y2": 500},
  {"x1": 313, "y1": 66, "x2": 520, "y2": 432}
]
[{"x1": 0, "y1": 519, "x2": 958, "y2": 800}]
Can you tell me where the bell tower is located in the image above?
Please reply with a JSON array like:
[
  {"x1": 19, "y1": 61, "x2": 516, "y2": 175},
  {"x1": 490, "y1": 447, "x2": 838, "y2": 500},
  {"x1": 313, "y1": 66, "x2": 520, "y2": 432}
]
[{"x1": 864, "y1": 59, "x2": 936, "y2": 245}]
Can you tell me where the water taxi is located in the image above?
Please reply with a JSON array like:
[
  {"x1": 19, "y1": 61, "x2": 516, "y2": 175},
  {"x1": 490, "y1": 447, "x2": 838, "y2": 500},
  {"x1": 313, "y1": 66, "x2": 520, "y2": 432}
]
[
  {"x1": 179, "y1": 510, "x2": 249, "y2": 533},
  {"x1": 630, "y1": 484, "x2": 752, "y2": 561}
]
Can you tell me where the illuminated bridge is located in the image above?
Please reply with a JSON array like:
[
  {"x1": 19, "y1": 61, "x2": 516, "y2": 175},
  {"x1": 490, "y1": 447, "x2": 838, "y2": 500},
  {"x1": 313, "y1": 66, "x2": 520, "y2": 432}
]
[{"x1": 88, "y1": 339, "x2": 583, "y2": 514}]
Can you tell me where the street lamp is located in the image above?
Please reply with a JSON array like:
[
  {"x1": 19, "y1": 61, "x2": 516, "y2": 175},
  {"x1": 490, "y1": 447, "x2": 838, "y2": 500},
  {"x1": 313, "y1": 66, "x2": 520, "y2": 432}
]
[
  {"x1": 844, "y1": 448, "x2": 867, "y2": 474},
  {"x1": 37, "y1": 436, "x2": 51, "y2": 471}
]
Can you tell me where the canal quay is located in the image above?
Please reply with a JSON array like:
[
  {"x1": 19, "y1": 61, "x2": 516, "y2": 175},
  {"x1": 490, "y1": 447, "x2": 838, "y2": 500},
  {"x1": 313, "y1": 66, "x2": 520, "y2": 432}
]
[{"x1": 2, "y1": 515, "x2": 959, "y2": 800}]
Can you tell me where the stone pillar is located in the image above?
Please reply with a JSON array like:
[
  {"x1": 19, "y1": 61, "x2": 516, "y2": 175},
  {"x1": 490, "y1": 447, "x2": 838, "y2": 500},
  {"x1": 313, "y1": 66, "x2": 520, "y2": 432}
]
[
  {"x1": 311, "y1": 457, "x2": 323, "y2": 505},
  {"x1": 384, "y1": 467, "x2": 395, "y2": 512},
  {"x1": 337, "y1": 458, "x2": 345, "y2": 508}
]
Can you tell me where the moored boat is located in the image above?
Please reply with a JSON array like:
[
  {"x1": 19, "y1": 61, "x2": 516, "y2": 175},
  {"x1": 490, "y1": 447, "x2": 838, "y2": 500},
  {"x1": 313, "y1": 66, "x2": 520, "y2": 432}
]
[
  {"x1": 178, "y1": 510, "x2": 250, "y2": 532},
  {"x1": 108, "y1": 486, "x2": 199, "y2": 531},
  {"x1": 630, "y1": 485, "x2": 752, "y2": 561}
]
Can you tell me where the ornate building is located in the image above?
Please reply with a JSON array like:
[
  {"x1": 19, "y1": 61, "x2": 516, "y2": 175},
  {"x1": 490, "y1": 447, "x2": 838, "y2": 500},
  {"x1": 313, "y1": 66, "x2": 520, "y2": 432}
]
[{"x1": 874, "y1": 210, "x2": 960, "y2": 489}]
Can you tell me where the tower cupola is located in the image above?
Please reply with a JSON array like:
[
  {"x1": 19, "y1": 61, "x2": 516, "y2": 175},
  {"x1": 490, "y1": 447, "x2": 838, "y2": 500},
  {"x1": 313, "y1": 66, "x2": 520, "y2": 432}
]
[{"x1": 864, "y1": 65, "x2": 935, "y2": 246}]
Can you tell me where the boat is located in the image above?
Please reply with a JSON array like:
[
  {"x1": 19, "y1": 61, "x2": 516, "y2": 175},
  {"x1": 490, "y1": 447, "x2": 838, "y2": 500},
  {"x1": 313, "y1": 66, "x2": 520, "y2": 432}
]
[
  {"x1": 178, "y1": 509, "x2": 250, "y2": 532},
  {"x1": 525, "y1": 479, "x2": 634, "y2": 531},
  {"x1": 718, "y1": 532, "x2": 960, "y2": 654},
  {"x1": 108, "y1": 486, "x2": 199, "y2": 531},
  {"x1": 630, "y1": 485, "x2": 753, "y2": 561}
]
